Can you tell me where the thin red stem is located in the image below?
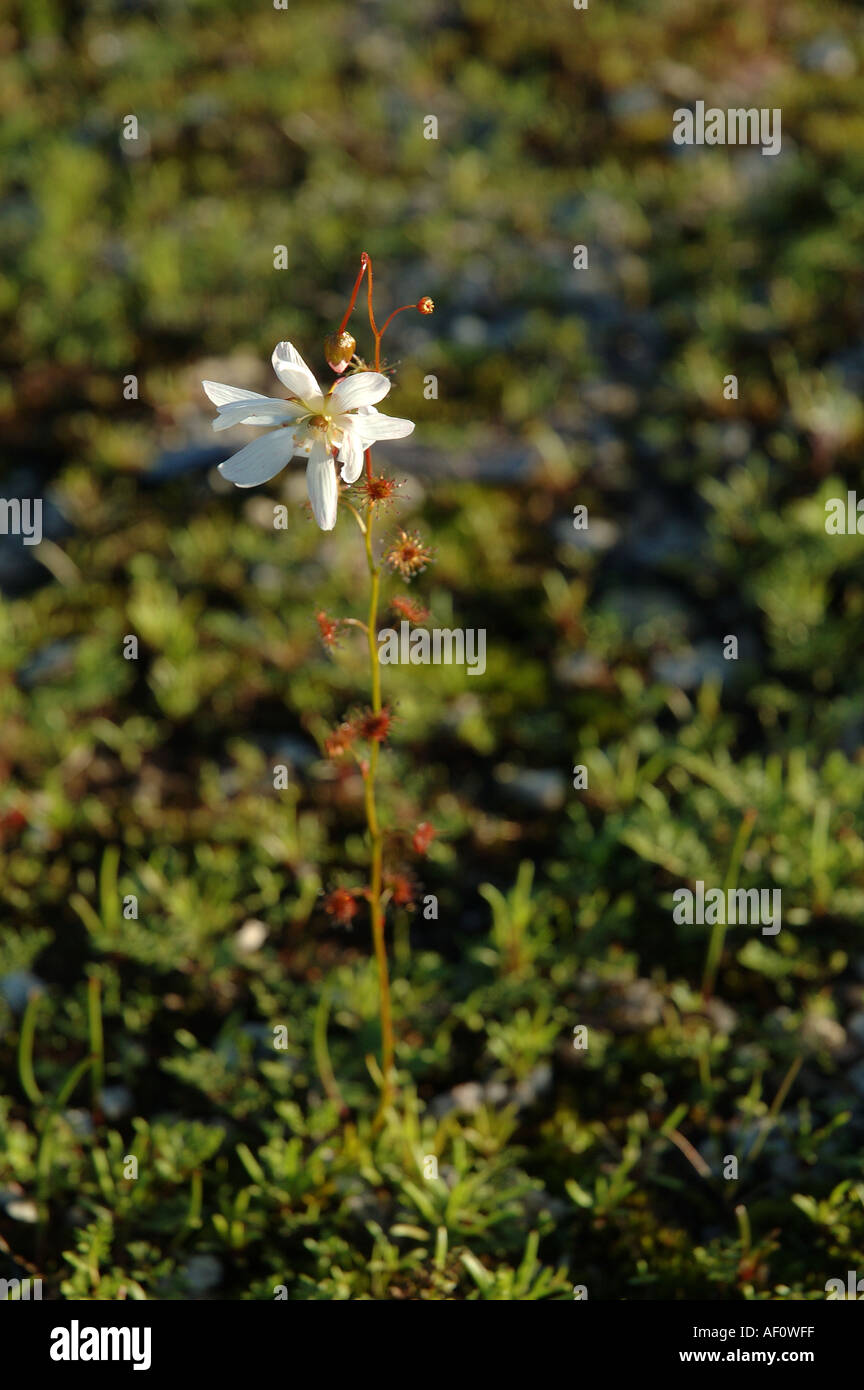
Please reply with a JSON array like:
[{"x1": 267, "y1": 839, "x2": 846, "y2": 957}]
[
  {"x1": 338, "y1": 253, "x2": 369, "y2": 335},
  {"x1": 378, "y1": 304, "x2": 418, "y2": 338},
  {"x1": 366, "y1": 257, "x2": 379, "y2": 350}
]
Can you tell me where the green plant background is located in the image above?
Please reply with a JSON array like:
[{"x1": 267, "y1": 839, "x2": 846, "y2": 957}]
[{"x1": 1, "y1": 0, "x2": 863, "y2": 1300}]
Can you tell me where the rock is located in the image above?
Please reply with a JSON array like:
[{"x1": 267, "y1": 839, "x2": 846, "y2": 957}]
[
  {"x1": 429, "y1": 1067, "x2": 552, "y2": 1118},
  {"x1": 556, "y1": 515, "x2": 620, "y2": 553},
  {"x1": 452, "y1": 315, "x2": 488, "y2": 348},
  {"x1": 235, "y1": 919, "x2": 268, "y2": 955},
  {"x1": 145, "y1": 445, "x2": 224, "y2": 483},
  {"x1": 801, "y1": 36, "x2": 856, "y2": 77},
  {"x1": 608, "y1": 86, "x2": 660, "y2": 119},
  {"x1": 580, "y1": 382, "x2": 639, "y2": 417},
  {"x1": 99, "y1": 1085, "x2": 134, "y2": 1119},
  {"x1": 483, "y1": 1079, "x2": 509, "y2": 1106},
  {"x1": 846, "y1": 1059, "x2": 864, "y2": 1097},
  {"x1": 493, "y1": 765, "x2": 566, "y2": 813},
  {"x1": 801, "y1": 1015, "x2": 846, "y2": 1054},
  {"x1": 63, "y1": 1109, "x2": 93, "y2": 1139},
  {"x1": 0, "y1": 970, "x2": 45, "y2": 1013},
  {"x1": 391, "y1": 440, "x2": 537, "y2": 484},
  {"x1": 429, "y1": 1081, "x2": 485, "y2": 1118},
  {"x1": 597, "y1": 585, "x2": 694, "y2": 643},
  {"x1": 651, "y1": 642, "x2": 731, "y2": 689},
  {"x1": 182, "y1": 1254, "x2": 223, "y2": 1295},
  {"x1": 620, "y1": 506, "x2": 704, "y2": 571},
  {"x1": 248, "y1": 733, "x2": 317, "y2": 771},
  {"x1": 513, "y1": 1063, "x2": 553, "y2": 1108},
  {"x1": 17, "y1": 641, "x2": 77, "y2": 689},
  {"x1": 608, "y1": 979, "x2": 665, "y2": 1030},
  {"x1": 554, "y1": 651, "x2": 610, "y2": 690},
  {"x1": 771, "y1": 1151, "x2": 801, "y2": 1183},
  {"x1": 2, "y1": 1198, "x2": 39, "y2": 1224},
  {"x1": 704, "y1": 998, "x2": 738, "y2": 1034},
  {"x1": 249, "y1": 563, "x2": 284, "y2": 593},
  {"x1": 845, "y1": 1011, "x2": 864, "y2": 1047}
]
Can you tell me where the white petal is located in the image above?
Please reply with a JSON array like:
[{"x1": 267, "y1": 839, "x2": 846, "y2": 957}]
[
  {"x1": 337, "y1": 425, "x2": 365, "y2": 484},
  {"x1": 218, "y1": 429, "x2": 296, "y2": 487},
  {"x1": 306, "y1": 440, "x2": 338, "y2": 530},
  {"x1": 352, "y1": 406, "x2": 415, "y2": 443},
  {"x1": 329, "y1": 371, "x2": 391, "y2": 413},
  {"x1": 203, "y1": 381, "x2": 271, "y2": 407},
  {"x1": 212, "y1": 399, "x2": 305, "y2": 431},
  {"x1": 271, "y1": 342, "x2": 322, "y2": 405}
]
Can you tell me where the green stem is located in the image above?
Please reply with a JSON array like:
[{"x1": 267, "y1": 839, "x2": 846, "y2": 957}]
[
  {"x1": 313, "y1": 984, "x2": 345, "y2": 1111},
  {"x1": 87, "y1": 975, "x2": 104, "y2": 1118},
  {"x1": 735, "y1": 1202, "x2": 751, "y2": 1258},
  {"x1": 35, "y1": 1054, "x2": 95, "y2": 1220},
  {"x1": 747, "y1": 1055, "x2": 803, "y2": 1164},
  {"x1": 702, "y1": 809, "x2": 757, "y2": 1000},
  {"x1": 18, "y1": 992, "x2": 43, "y2": 1105},
  {"x1": 185, "y1": 1170, "x2": 203, "y2": 1232},
  {"x1": 363, "y1": 487, "x2": 393, "y2": 1120}
]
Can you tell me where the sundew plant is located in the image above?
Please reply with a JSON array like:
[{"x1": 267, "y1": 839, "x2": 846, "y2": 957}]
[
  {"x1": 203, "y1": 256, "x2": 435, "y2": 1116},
  {"x1": 8, "y1": 0, "x2": 864, "y2": 1320}
]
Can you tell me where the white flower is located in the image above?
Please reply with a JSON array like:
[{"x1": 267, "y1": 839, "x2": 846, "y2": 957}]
[{"x1": 203, "y1": 342, "x2": 415, "y2": 530}]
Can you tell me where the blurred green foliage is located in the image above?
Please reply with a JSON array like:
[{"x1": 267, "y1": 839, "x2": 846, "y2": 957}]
[{"x1": 2, "y1": 0, "x2": 864, "y2": 1299}]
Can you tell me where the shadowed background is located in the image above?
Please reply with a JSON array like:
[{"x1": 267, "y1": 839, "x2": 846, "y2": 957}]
[{"x1": 1, "y1": 0, "x2": 864, "y2": 1299}]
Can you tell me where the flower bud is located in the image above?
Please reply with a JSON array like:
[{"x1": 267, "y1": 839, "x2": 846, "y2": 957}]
[
  {"x1": 324, "y1": 329, "x2": 356, "y2": 374},
  {"x1": 416, "y1": 296, "x2": 434, "y2": 315}
]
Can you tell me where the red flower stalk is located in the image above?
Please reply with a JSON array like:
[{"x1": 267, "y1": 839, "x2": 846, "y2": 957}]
[
  {"x1": 316, "y1": 610, "x2": 341, "y2": 649},
  {"x1": 390, "y1": 595, "x2": 429, "y2": 624},
  {"x1": 379, "y1": 296, "x2": 436, "y2": 337},
  {"x1": 411, "y1": 822, "x2": 436, "y2": 855},
  {"x1": 337, "y1": 254, "x2": 369, "y2": 335},
  {"x1": 356, "y1": 706, "x2": 393, "y2": 744},
  {"x1": 324, "y1": 721, "x2": 356, "y2": 758},
  {"x1": 387, "y1": 872, "x2": 417, "y2": 909},
  {"x1": 0, "y1": 808, "x2": 27, "y2": 840},
  {"x1": 323, "y1": 888, "x2": 360, "y2": 925}
]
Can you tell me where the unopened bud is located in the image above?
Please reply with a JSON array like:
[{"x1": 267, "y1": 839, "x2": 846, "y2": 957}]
[
  {"x1": 417, "y1": 296, "x2": 434, "y2": 315},
  {"x1": 324, "y1": 329, "x2": 356, "y2": 374}
]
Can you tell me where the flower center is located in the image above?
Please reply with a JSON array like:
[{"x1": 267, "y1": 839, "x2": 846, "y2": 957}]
[{"x1": 309, "y1": 414, "x2": 331, "y2": 430}]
